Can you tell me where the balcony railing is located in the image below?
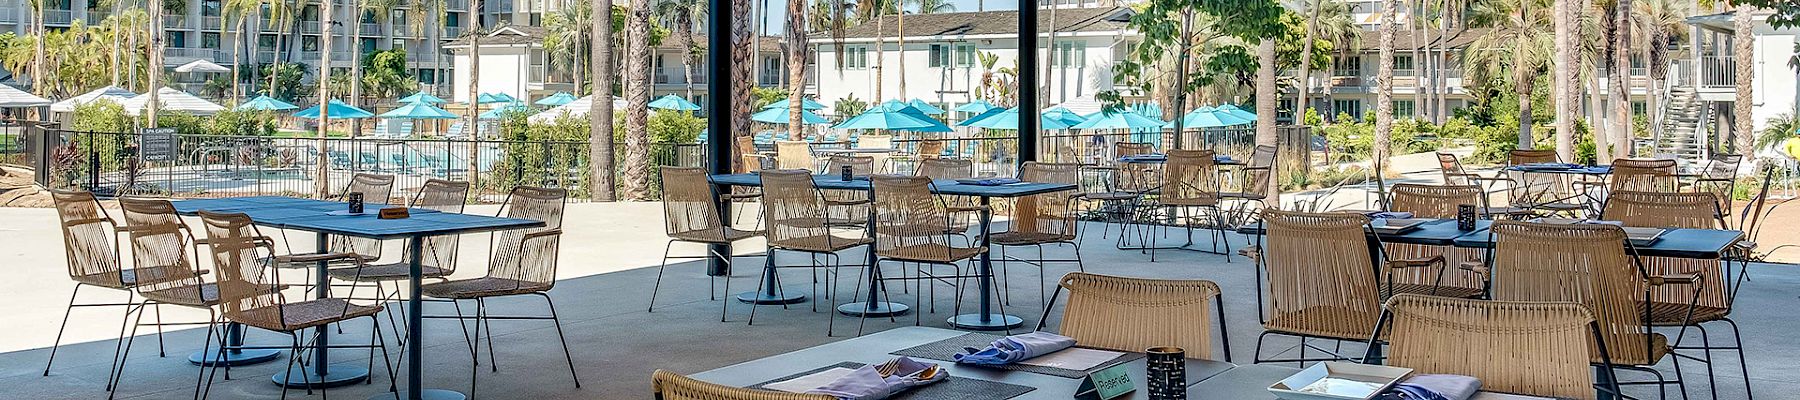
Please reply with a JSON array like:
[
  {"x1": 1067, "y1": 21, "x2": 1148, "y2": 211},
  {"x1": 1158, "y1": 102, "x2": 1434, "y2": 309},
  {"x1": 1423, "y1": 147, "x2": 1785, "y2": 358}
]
[
  {"x1": 256, "y1": 50, "x2": 277, "y2": 63},
  {"x1": 86, "y1": 11, "x2": 110, "y2": 24},
  {"x1": 202, "y1": 16, "x2": 223, "y2": 30},
  {"x1": 332, "y1": 51, "x2": 354, "y2": 61},
  {"x1": 162, "y1": 15, "x2": 190, "y2": 29},
  {"x1": 446, "y1": 0, "x2": 467, "y2": 9},
  {"x1": 390, "y1": 23, "x2": 415, "y2": 36},
  {"x1": 360, "y1": 23, "x2": 380, "y2": 35},
  {"x1": 165, "y1": 48, "x2": 221, "y2": 59},
  {"x1": 443, "y1": 26, "x2": 462, "y2": 37},
  {"x1": 1670, "y1": 56, "x2": 1738, "y2": 89},
  {"x1": 301, "y1": 21, "x2": 320, "y2": 34},
  {"x1": 0, "y1": 7, "x2": 18, "y2": 23},
  {"x1": 44, "y1": 9, "x2": 73, "y2": 25}
]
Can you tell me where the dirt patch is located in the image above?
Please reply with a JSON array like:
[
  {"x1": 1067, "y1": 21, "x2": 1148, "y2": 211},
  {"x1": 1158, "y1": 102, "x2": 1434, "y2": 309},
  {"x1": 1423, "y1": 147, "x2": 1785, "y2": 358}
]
[
  {"x1": 1750, "y1": 198, "x2": 1800, "y2": 263},
  {"x1": 0, "y1": 166, "x2": 52, "y2": 207}
]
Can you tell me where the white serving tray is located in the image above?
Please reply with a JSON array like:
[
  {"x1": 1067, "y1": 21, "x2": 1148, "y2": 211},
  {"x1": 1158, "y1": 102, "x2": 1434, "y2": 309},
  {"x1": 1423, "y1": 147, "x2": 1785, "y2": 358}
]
[{"x1": 1269, "y1": 362, "x2": 1413, "y2": 400}]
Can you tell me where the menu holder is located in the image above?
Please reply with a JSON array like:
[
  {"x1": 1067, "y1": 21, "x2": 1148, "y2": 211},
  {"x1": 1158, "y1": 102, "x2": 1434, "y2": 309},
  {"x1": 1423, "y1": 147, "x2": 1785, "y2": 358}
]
[
  {"x1": 378, "y1": 207, "x2": 410, "y2": 219},
  {"x1": 1073, "y1": 362, "x2": 1135, "y2": 400}
]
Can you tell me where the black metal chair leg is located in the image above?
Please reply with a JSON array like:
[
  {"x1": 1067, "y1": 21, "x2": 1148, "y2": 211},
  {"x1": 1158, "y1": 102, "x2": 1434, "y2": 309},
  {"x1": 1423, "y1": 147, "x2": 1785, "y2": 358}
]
[
  {"x1": 538, "y1": 293, "x2": 582, "y2": 388},
  {"x1": 43, "y1": 283, "x2": 83, "y2": 377}
]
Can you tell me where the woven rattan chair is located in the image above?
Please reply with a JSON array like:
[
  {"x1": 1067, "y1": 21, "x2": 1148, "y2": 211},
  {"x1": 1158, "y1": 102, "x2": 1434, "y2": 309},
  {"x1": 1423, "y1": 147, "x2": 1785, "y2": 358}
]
[
  {"x1": 1220, "y1": 144, "x2": 1277, "y2": 223},
  {"x1": 857, "y1": 134, "x2": 894, "y2": 172},
  {"x1": 1382, "y1": 184, "x2": 1488, "y2": 299},
  {"x1": 821, "y1": 155, "x2": 876, "y2": 226},
  {"x1": 774, "y1": 140, "x2": 815, "y2": 171},
  {"x1": 651, "y1": 369, "x2": 834, "y2": 400},
  {"x1": 652, "y1": 167, "x2": 764, "y2": 312},
  {"x1": 869, "y1": 175, "x2": 989, "y2": 335},
  {"x1": 1433, "y1": 153, "x2": 1539, "y2": 218},
  {"x1": 993, "y1": 162, "x2": 1086, "y2": 307},
  {"x1": 1485, "y1": 221, "x2": 1696, "y2": 397},
  {"x1": 323, "y1": 173, "x2": 395, "y2": 260},
  {"x1": 1690, "y1": 154, "x2": 1742, "y2": 227},
  {"x1": 1373, "y1": 294, "x2": 1621, "y2": 400},
  {"x1": 753, "y1": 169, "x2": 873, "y2": 334},
  {"x1": 1609, "y1": 158, "x2": 1680, "y2": 192},
  {"x1": 915, "y1": 158, "x2": 973, "y2": 180},
  {"x1": 1251, "y1": 210, "x2": 1386, "y2": 364},
  {"x1": 195, "y1": 211, "x2": 394, "y2": 400},
  {"x1": 1037, "y1": 272, "x2": 1231, "y2": 361},
  {"x1": 1124, "y1": 149, "x2": 1231, "y2": 262},
  {"x1": 329, "y1": 179, "x2": 471, "y2": 285},
  {"x1": 42, "y1": 190, "x2": 185, "y2": 389},
  {"x1": 1509, "y1": 149, "x2": 1559, "y2": 164},
  {"x1": 1603, "y1": 190, "x2": 1751, "y2": 398},
  {"x1": 1503, "y1": 150, "x2": 1585, "y2": 217},
  {"x1": 419, "y1": 186, "x2": 579, "y2": 395}
]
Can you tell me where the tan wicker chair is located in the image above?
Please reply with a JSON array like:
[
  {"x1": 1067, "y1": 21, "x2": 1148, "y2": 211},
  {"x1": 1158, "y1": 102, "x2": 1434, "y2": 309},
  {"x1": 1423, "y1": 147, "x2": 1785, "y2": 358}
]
[
  {"x1": 915, "y1": 158, "x2": 973, "y2": 179},
  {"x1": 1608, "y1": 158, "x2": 1680, "y2": 193},
  {"x1": 1502, "y1": 150, "x2": 1585, "y2": 217},
  {"x1": 753, "y1": 169, "x2": 873, "y2": 333},
  {"x1": 1603, "y1": 190, "x2": 1752, "y2": 397},
  {"x1": 1125, "y1": 149, "x2": 1230, "y2": 262},
  {"x1": 419, "y1": 186, "x2": 580, "y2": 394},
  {"x1": 869, "y1": 175, "x2": 988, "y2": 335},
  {"x1": 651, "y1": 369, "x2": 834, "y2": 400},
  {"x1": 856, "y1": 134, "x2": 893, "y2": 173},
  {"x1": 43, "y1": 190, "x2": 157, "y2": 382},
  {"x1": 1381, "y1": 184, "x2": 1487, "y2": 299},
  {"x1": 1486, "y1": 221, "x2": 1694, "y2": 396},
  {"x1": 822, "y1": 155, "x2": 876, "y2": 226},
  {"x1": 1509, "y1": 149, "x2": 1560, "y2": 164},
  {"x1": 1253, "y1": 210, "x2": 1384, "y2": 363},
  {"x1": 1039, "y1": 272, "x2": 1231, "y2": 361},
  {"x1": 195, "y1": 211, "x2": 394, "y2": 400},
  {"x1": 329, "y1": 179, "x2": 471, "y2": 284},
  {"x1": 324, "y1": 173, "x2": 395, "y2": 261},
  {"x1": 1377, "y1": 294, "x2": 1617, "y2": 400},
  {"x1": 652, "y1": 167, "x2": 764, "y2": 312},
  {"x1": 1220, "y1": 144, "x2": 1277, "y2": 223},
  {"x1": 774, "y1": 140, "x2": 815, "y2": 171},
  {"x1": 993, "y1": 162, "x2": 1086, "y2": 307}
]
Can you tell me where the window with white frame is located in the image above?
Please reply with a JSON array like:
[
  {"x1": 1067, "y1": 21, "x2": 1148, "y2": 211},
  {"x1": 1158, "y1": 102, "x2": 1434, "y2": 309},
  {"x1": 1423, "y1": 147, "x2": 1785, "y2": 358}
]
[
  {"x1": 928, "y1": 44, "x2": 950, "y2": 68},
  {"x1": 956, "y1": 44, "x2": 976, "y2": 68},
  {"x1": 844, "y1": 46, "x2": 868, "y2": 69},
  {"x1": 1055, "y1": 42, "x2": 1085, "y2": 68}
]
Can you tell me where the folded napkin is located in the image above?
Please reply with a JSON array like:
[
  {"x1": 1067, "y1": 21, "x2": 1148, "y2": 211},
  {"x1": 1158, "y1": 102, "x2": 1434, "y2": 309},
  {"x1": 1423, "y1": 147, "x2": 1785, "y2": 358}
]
[
  {"x1": 1365, "y1": 211, "x2": 1415, "y2": 219},
  {"x1": 1381, "y1": 374, "x2": 1482, "y2": 400},
  {"x1": 955, "y1": 178, "x2": 1023, "y2": 186},
  {"x1": 1119, "y1": 154, "x2": 1168, "y2": 162},
  {"x1": 807, "y1": 357, "x2": 947, "y2": 400},
  {"x1": 1522, "y1": 162, "x2": 1581, "y2": 169},
  {"x1": 953, "y1": 331, "x2": 1077, "y2": 365}
]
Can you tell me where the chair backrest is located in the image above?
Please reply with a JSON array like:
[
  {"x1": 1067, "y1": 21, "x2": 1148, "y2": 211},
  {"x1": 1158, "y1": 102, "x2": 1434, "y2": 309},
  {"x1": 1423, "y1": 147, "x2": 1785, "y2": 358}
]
[
  {"x1": 412, "y1": 179, "x2": 471, "y2": 271},
  {"x1": 332, "y1": 173, "x2": 396, "y2": 257},
  {"x1": 857, "y1": 134, "x2": 891, "y2": 149},
  {"x1": 1011, "y1": 162, "x2": 1082, "y2": 239},
  {"x1": 1602, "y1": 190, "x2": 1722, "y2": 229},
  {"x1": 1388, "y1": 184, "x2": 1482, "y2": 219},
  {"x1": 1383, "y1": 294, "x2": 1600, "y2": 400},
  {"x1": 825, "y1": 155, "x2": 875, "y2": 175},
  {"x1": 916, "y1": 158, "x2": 973, "y2": 179},
  {"x1": 1238, "y1": 144, "x2": 1278, "y2": 200},
  {"x1": 1610, "y1": 158, "x2": 1678, "y2": 192},
  {"x1": 870, "y1": 175, "x2": 955, "y2": 260},
  {"x1": 660, "y1": 167, "x2": 730, "y2": 240},
  {"x1": 759, "y1": 169, "x2": 841, "y2": 249},
  {"x1": 487, "y1": 186, "x2": 567, "y2": 289},
  {"x1": 917, "y1": 140, "x2": 946, "y2": 160},
  {"x1": 1163, "y1": 149, "x2": 1219, "y2": 205},
  {"x1": 1436, "y1": 153, "x2": 1466, "y2": 176},
  {"x1": 117, "y1": 198, "x2": 204, "y2": 297},
  {"x1": 51, "y1": 190, "x2": 126, "y2": 287},
  {"x1": 1260, "y1": 210, "x2": 1382, "y2": 339},
  {"x1": 650, "y1": 369, "x2": 834, "y2": 400},
  {"x1": 774, "y1": 140, "x2": 814, "y2": 171},
  {"x1": 1487, "y1": 221, "x2": 1655, "y2": 365},
  {"x1": 1507, "y1": 149, "x2": 1560, "y2": 165},
  {"x1": 1056, "y1": 272, "x2": 1224, "y2": 359},
  {"x1": 1702, "y1": 154, "x2": 1743, "y2": 180},
  {"x1": 197, "y1": 211, "x2": 286, "y2": 329},
  {"x1": 1115, "y1": 142, "x2": 1154, "y2": 158}
]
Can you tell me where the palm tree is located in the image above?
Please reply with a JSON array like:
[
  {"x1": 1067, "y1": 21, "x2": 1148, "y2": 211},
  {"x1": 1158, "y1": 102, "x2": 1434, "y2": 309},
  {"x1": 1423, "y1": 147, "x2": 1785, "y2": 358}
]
[
  {"x1": 654, "y1": 0, "x2": 704, "y2": 99},
  {"x1": 1464, "y1": 0, "x2": 1553, "y2": 148},
  {"x1": 265, "y1": 0, "x2": 299, "y2": 98},
  {"x1": 226, "y1": 0, "x2": 261, "y2": 102},
  {"x1": 1315, "y1": 3, "x2": 1360, "y2": 121},
  {"x1": 148, "y1": 0, "x2": 166, "y2": 126},
  {"x1": 1294, "y1": 0, "x2": 1354, "y2": 123},
  {"x1": 1632, "y1": 0, "x2": 1687, "y2": 144},
  {"x1": 544, "y1": 7, "x2": 592, "y2": 93},
  {"x1": 1552, "y1": 0, "x2": 1574, "y2": 159},
  {"x1": 352, "y1": 0, "x2": 400, "y2": 136},
  {"x1": 465, "y1": 0, "x2": 482, "y2": 190},
  {"x1": 1605, "y1": 0, "x2": 1634, "y2": 159},
  {"x1": 731, "y1": 0, "x2": 755, "y2": 165},
  {"x1": 27, "y1": 0, "x2": 44, "y2": 95},
  {"x1": 1733, "y1": 3, "x2": 1753, "y2": 158},
  {"x1": 623, "y1": 0, "x2": 653, "y2": 199},
  {"x1": 856, "y1": 0, "x2": 897, "y2": 101},
  {"x1": 315, "y1": 0, "x2": 336, "y2": 197},
  {"x1": 1375, "y1": 0, "x2": 1398, "y2": 165},
  {"x1": 784, "y1": 0, "x2": 807, "y2": 138},
  {"x1": 404, "y1": 0, "x2": 444, "y2": 93},
  {"x1": 590, "y1": 0, "x2": 617, "y2": 200}
]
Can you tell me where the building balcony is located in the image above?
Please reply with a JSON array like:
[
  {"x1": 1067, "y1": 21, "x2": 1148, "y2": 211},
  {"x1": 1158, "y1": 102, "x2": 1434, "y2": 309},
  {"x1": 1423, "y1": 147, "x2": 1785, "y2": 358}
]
[
  {"x1": 86, "y1": 11, "x2": 109, "y2": 25},
  {"x1": 443, "y1": 26, "x2": 462, "y2": 37},
  {"x1": 446, "y1": 0, "x2": 467, "y2": 10},
  {"x1": 1669, "y1": 56, "x2": 1738, "y2": 91},
  {"x1": 202, "y1": 16, "x2": 223, "y2": 30},
  {"x1": 390, "y1": 23, "x2": 416, "y2": 37},
  {"x1": 256, "y1": 50, "x2": 277, "y2": 63},
  {"x1": 360, "y1": 23, "x2": 381, "y2": 35},
  {"x1": 0, "y1": 7, "x2": 18, "y2": 23},
  {"x1": 332, "y1": 51, "x2": 354, "y2": 61},
  {"x1": 165, "y1": 47, "x2": 221, "y2": 60},
  {"x1": 162, "y1": 15, "x2": 190, "y2": 29},
  {"x1": 301, "y1": 21, "x2": 320, "y2": 34},
  {"x1": 44, "y1": 9, "x2": 73, "y2": 25}
]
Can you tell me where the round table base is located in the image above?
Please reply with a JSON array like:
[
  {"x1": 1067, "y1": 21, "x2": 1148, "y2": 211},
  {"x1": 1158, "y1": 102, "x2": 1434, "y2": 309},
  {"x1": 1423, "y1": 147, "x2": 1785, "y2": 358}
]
[
  {"x1": 836, "y1": 302, "x2": 909, "y2": 317},
  {"x1": 187, "y1": 347, "x2": 281, "y2": 366},
  {"x1": 273, "y1": 364, "x2": 370, "y2": 388},
  {"x1": 735, "y1": 291, "x2": 807, "y2": 305},
  {"x1": 947, "y1": 313, "x2": 1024, "y2": 330},
  {"x1": 365, "y1": 389, "x2": 467, "y2": 400}
]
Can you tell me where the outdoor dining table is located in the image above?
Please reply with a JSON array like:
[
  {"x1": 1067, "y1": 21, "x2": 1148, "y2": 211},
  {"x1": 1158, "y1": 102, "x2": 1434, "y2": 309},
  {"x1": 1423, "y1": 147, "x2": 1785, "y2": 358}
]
[
  {"x1": 710, "y1": 173, "x2": 1077, "y2": 330},
  {"x1": 1503, "y1": 164, "x2": 1614, "y2": 176},
  {"x1": 690, "y1": 326, "x2": 1236, "y2": 399},
  {"x1": 1238, "y1": 217, "x2": 1743, "y2": 259},
  {"x1": 170, "y1": 196, "x2": 545, "y2": 400},
  {"x1": 1187, "y1": 363, "x2": 1558, "y2": 400}
]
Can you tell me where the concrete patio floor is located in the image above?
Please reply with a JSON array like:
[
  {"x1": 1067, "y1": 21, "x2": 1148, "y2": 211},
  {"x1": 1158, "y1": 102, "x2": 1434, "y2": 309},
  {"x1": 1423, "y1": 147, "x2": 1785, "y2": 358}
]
[{"x1": 1, "y1": 200, "x2": 1796, "y2": 399}]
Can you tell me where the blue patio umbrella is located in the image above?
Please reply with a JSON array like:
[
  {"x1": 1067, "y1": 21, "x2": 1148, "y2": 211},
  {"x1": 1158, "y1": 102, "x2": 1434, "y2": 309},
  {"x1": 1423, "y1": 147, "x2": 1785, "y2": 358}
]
[
  {"x1": 476, "y1": 92, "x2": 511, "y2": 104},
  {"x1": 1070, "y1": 110, "x2": 1168, "y2": 130},
  {"x1": 1215, "y1": 104, "x2": 1257, "y2": 121},
  {"x1": 535, "y1": 92, "x2": 579, "y2": 107},
  {"x1": 237, "y1": 95, "x2": 299, "y2": 111},
  {"x1": 907, "y1": 99, "x2": 947, "y2": 115},
  {"x1": 833, "y1": 109, "x2": 952, "y2": 133},
  {"x1": 479, "y1": 102, "x2": 536, "y2": 119},
  {"x1": 762, "y1": 98, "x2": 827, "y2": 111},
  {"x1": 958, "y1": 107, "x2": 1007, "y2": 126},
  {"x1": 379, "y1": 101, "x2": 459, "y2": 119},
  {"x1": 961, "y1": 107, "x2": 1074, "y2": 130},
  {"x1": 1043, "y1": 106, "x2": 1088, "y2": 126},
  {"x1": 293, "y1": 99, "x2": 375, "y2": 119},
  {"x1": 1173, "y1": 106, "x2": 1254, "y2": 128},
  {"x1": 398, "y1": 91, "x2": 447, "y2": 104},
  {"x1": 751, "y1": 107, "x2": 830, "y2": 124},
  {"x1": 649, "y1": 94, "x2": 703, "y2": 111},
  {"x1": 953, "y1": 100, "x2": 998, "y2": 114}
]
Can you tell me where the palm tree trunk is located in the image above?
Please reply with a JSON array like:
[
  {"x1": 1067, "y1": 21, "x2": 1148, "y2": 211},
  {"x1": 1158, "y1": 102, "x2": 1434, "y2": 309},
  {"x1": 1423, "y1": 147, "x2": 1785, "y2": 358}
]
[
  {"x1": 786, "y1": 0, "x2": 807, "y2": 140},
  {"x1": 623, "y1": 0, "x2": 652, "y2": 199},
  {"x1": 350, "y1": 2, "x2": 365, "y2": 138},
  {"x1": 1409, "y1": 0, "x2": 1424, "y2": 120},
  {"x1": 1296, "y1": 2, "x2": 1320, "y2": 123},
  {"x1": 591, "y1": 0, "x2": 617, "y2": 201},
  {"x1": 1553, "y1": 0, "x2": 1574, "y2": 160},
  {"x1": 1609, "y1": 0, "x2": 1633, "y2": 159},
  {"x1": 112, "y1": 1, "x2": 123, "y2": 87},
  {"x1": 681, "y1": 16, "x2": 696, "y2": 99},
  {"x1": 1374, "y1": 0, "x2": 1397, "y2": 167},
  {"x1": 316, "y1": 0, "x2": 334, "y2": 197},
  {"x1": 1323, "y1": 53, "x2": 1337, "y2": 121},
  {"x1": 730, "y1": 0, "x2": 755, "y2": 170},
  {"x1": 897, "y1": 5, "x2": 907, "y2": 100},
  {"x1": 32, "y1": 3, "x2": 43, "y2": 95},
  {"x1": 232, "y1": 18, "x2": 244, "y2": 102},
  {"x1": 1732, "y1": 5, "x2": 1753, "y2": 158},
  {"x1": 1042, "y1": 5, "x2": 1056, "y2": 108},
  {"x1": 149, "y1": 0, "x2": 166, "y2": 125},
  {"x1": 1591, "y1": 78, "x2": 1612, "y2": 162},
  {"x1": 466, "y1": 0, "x2": 481, "y2": 191},
  {"x1": 872, "y1": 10, "x2": 884, "y2": 101},
  {"x1": 1255, "y1": 39, "x2": 1278, "y2": 197}
]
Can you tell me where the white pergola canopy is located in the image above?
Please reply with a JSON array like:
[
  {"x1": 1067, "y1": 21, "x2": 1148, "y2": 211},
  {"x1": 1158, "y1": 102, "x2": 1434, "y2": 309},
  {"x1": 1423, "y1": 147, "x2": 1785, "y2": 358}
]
[
  {"x1": 51, "y1": 86, "x2": 137, "y2": 113},
  {"x1": 173, "y1": 59, "x2": 231, "y2": 73},
  {"x1": 118, "y1": 87, "x2": 225, "y2": 116},
  {"x1": 0, "y1": 83, "x2": 51, "y2": 107},
  {"x1": 528, "y1": 95, "x2": 628, "y2": 124}
]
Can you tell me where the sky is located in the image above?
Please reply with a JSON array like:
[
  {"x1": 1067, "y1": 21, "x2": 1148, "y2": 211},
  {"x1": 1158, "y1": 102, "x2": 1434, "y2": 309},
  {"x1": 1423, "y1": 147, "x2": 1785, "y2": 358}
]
[{"x1": 746, "y1": 0, "x2": 1024, "y2": 34}]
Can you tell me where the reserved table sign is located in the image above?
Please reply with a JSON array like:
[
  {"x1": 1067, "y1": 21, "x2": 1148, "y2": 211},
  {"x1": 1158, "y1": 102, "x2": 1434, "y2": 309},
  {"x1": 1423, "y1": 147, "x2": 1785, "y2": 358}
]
[{"x1": 1073, "y1": 362, "x2": 1134, "y2": 400}]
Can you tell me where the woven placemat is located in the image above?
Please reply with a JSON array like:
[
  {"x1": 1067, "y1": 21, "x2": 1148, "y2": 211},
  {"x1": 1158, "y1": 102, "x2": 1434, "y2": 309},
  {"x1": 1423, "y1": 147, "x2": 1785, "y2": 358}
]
[
  {"x1": 753, "y1": 362, "x2": 1036, "y2": 400},
  {"x1": 888, "y1": 333, "x2": 1144, "y2": 379}
]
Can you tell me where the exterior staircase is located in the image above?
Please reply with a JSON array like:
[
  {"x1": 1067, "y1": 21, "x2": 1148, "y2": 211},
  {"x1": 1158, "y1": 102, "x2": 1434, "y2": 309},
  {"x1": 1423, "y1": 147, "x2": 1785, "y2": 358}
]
[{"x1": 1652, "y1": 86, "x2": 1709, "y2": 171}]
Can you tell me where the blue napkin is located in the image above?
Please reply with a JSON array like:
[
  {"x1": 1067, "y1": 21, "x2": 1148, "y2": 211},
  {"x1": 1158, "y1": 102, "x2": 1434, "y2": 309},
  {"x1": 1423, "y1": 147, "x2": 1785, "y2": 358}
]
[
  {"x1": 955, "y1": 178, "x2": 1023, "y2": 186},
  {"x1": 807, "y1": 357, "x2": 946, "y2": 400},
  {"x1": 1582, "y1": 166, "x2": 1613, "y2": 174},
  {"x1": 1366, "y1": 211, "x2": 1415, "y2": 219},
  {"x1": 1119, "y1": 153, "x2": 1167, "y2": 162},
  {"x1": 1380, "y1": 374, "x2": 1481, "y2": 400},
  {"x1": 952, "y1": 331, "x2": 1077, "y2": 365}
]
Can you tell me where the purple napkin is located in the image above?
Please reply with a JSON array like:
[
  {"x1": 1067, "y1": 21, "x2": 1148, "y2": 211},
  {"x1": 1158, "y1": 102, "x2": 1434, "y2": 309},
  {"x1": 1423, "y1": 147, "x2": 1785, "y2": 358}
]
[
  {"x1": 1366, "y1": 211, "x2": 1415, "y2": 219},
  {"x1": 952, "y1": 331, "x2": 1077, "y2": 365},
  {"x1": 1385, "y1": 374, "x2": 1482, "y2": 400},
  {"x1": 806, "y1": 357, "x2": 946, "y2": 400}
]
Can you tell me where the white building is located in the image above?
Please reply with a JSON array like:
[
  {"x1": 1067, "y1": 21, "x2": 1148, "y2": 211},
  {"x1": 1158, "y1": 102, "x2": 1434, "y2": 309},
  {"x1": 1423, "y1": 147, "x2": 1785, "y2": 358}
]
[
  {"x1": 1684, "y1": 11, "x2": 1800, "y2": 137},
  {"x1": 446, "y1": 25, "x2": 788, "y2": 104}
]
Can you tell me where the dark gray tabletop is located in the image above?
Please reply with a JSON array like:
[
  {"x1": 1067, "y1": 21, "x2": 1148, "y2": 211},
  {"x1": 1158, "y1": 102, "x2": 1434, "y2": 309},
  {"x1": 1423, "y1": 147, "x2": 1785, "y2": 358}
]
[
  {"x1": 170, "y1": 196, "x2": 545, "y2": 240},
  {"x1": 710, "y1": 174, "x2": 1077, "y2": 198},
  {"x1": 1450, "y1": 226, "x2": 1743, "y2": 259},
  {"x1": 1188, "y1": 364, "x2": 1553, "y2": 400},
  {"x1": 691, "y1": 326, "x2": 1236, "y2": 400},
  {"x1": 1237, "y1": 219, "x2": 1491, "y2": 247},
  {"x1": 1503, "y1": 165, "x2": 1612, "y2": 175}
]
